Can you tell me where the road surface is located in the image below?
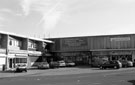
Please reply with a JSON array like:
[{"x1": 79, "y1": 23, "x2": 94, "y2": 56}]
[{"x1": 0, "y1": 67, "x2": 135, "y2": 85}]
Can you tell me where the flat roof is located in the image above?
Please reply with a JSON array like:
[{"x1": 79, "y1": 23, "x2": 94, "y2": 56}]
[{"x1": 47, "y1": 33, "x2": 135, "y2": 39}]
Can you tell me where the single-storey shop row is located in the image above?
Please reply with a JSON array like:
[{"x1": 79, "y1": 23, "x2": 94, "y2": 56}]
[{"x1": 48, "y1": 34, "x2": 135, "y2": 66}]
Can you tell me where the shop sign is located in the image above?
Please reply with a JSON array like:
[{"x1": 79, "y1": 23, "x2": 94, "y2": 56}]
[
  {"x1": 92, "y1": 51, "x2": 109, "y2": 55},
  {"x1": 9, "y1": 50, "x2": 28, "y2": 54},
  {"x1": 109, "y1": 51, "x2": 132, "y2": 55},
  {"x1": 110, "y1": 37, "x2": 130, "y2": 42},
  {"x1": 92, "y1": 51, "x2": 132, "y2": 55},
  {"x1": 28, "y1": 51, "x2": 41, "y2": 54},
  {"x1": 28, "y1": 51, "x2": 42, "y2": 56},
  {"x1": 62, "y1": 38, "x2": 88, "y2": 47},
  {"x1": 15, "y1": 54, "x2": 28, "y2": 57}
]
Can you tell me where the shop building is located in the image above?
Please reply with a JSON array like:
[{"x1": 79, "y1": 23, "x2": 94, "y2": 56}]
[
  {"x1": 48, "y1": 34, "x2": 135, "y2": 66},
  {"x1": 0, "y1": 31, "x2": 53, "y2": 71}
]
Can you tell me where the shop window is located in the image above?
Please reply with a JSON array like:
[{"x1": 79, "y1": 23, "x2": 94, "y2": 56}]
[{"x1": 15, "y1": 58, "x2": 27, "y2": 63}]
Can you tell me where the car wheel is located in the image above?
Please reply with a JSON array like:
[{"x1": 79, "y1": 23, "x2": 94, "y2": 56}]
[
  {"x1": 100, "y1": 66, "x2": 103, "y2": 69},
  {"x1": 117, "y1": 66, "x2": 120, "y2": 69},
  {"x1": 114, "y1": 66, "x2": 117, "y2": 69},
  {"x1": 25, "y1": 69, "x2": 27, "y2": 72}
]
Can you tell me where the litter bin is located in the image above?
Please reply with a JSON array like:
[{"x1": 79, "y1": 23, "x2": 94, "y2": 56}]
[{"x1": 2, "y1": 64, "x2": 5, "y2": 71}]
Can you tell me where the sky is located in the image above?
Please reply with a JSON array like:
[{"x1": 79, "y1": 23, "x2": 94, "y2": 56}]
[{"x1": 0, "y1": 0, "x2": 135, "y2": 38}]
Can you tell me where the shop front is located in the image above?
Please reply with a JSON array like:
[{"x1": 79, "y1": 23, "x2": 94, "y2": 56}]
[
  {"x1": 7, "y1": 54, "x2": 28, "y2": 70},
  {"x1": 91, "y1": 50, "x2": 133, "y2": 67},
  {"x1": 0, "y1": 49, "x2": 7, "y2": 71},
  {"x1": 0, "y1": 54, "x2": 6, "y2": 71},
  {"x1": 58, "y1": 51, "x2": 91, "y2": 65},
  {"x1": 6, "y1": 50, "x2": 28, "y2": 70}
]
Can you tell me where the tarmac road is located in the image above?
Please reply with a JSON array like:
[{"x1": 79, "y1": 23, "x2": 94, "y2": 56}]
[{"x1": 0, "y1": 67, "x2": 135, "y2": 85}]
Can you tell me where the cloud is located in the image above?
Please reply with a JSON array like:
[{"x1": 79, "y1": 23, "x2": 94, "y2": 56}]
[
  {"x1": 0, "y1": 10, "x2": 8, "y2": 28},
  {"x1": 0, "y1": 14, "x2": 5, "y2": 21},
  {"x1": 41, "y1": 11, "x2": 62, "y2": 31},
  {"x1": 112, "y1": 0, "x2": 135, "y2": 3},
  {"x1": 0, "y1": 8, "x2": 17, "y2": 16},
  {"x1": 20, "y1": 0, "x2": 66, "y2": 31},
  {"x1": 20, "y1": 0, "x2": 33, "y2": 16},
  {"x1": 0, "y1": 8, "x2": 12, "y2": 13}
]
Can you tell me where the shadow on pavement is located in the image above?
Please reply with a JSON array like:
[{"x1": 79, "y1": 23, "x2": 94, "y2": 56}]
[
  {"x1": 75, "y1": 65, "x2": 93, "y2": 68},
  {"x1": 0, "y1": 71, "x2": 15, "y2": 73},
  {"x1": 128, "y1": 80, "x2": 135, "y2": 85},
  {"x1": 75, "y1": 66, "x2": 122, "y2": 71},
  {"x1": 0, "y1": 70, "x2": 28, "y2": 73}
]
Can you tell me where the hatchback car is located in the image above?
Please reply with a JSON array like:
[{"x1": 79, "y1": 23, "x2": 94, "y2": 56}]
[
  {"x1": 65, "y1": 61, "x2": 76, "y2": 67},
  {"x1": 58, "y1": 60, "x2": 66, "y2": 67},
  {"x1": 120, "y1": 60, "x2": 128, "y2": 67},
  {"x1": 120, "y1": 60, "x2": 133, "y2": 67},
  {"x1": 37, "y1": 62, "x2": 50, "y2": 69},
  {"x1": 127, "y1": 61, "x2": 133, "y2": 67},
  {"x1": 100, "y1": 60, "x2": 121, "y2": 69},
  {"x1": 15, "y1": 64, "x2": 27, "y2": 72},
  {"x1": 49, "y1": 61, "x2": 59, "y2": 68}
]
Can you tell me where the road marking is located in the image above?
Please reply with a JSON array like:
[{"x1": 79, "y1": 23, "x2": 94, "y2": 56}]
[
  {"x1": 93, "y1": 82, "x2": 101, "y2": 84},
  {"x1": 120, "y1": 80, "x2": 125, "y2": 82},
  {"x1": 77, "y1": 80, "x2": 80, "y2": 82},
  {"x1": 37, "y1": 78, "x2": 40, "y2": 80}
]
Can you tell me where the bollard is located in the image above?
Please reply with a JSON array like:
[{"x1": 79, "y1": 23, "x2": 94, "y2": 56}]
[{"x1": 2, "y1": 64, "x2": 5, "y2": 71}]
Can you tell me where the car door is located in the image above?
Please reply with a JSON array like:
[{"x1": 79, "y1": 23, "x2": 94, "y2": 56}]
[{"x1": 109, "y1": 61, "x2": 115, "y2": 68}]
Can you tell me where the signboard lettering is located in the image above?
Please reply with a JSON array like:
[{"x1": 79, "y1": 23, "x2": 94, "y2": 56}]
[
  {"x1": 62, "y1": 38, "x2": 87, "y2": 47},
  {"x1": 110, "y1": 37, "x2": 130, "y2": 41}
]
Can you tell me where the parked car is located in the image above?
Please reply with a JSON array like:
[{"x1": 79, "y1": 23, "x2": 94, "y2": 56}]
[
  {"x1": 120, "y1": 60, "x2": 128, "y2": 67},
  {"x1": 15, "y1": 64, "x2": 27, "y2": 72},
  {"x1": 99, "y1": 60, "x2": 121, "y2": 69},
  {"x1": 65, "y1": 61, "x2": 76, "y2": 67},
  {"x1": 37, "y1": 62, "x2": 50, "y2": 69},
  {"x1": 58, "y1": 60, "x2": 66, "y2": 67},
  {"x1": 120, "y1": 60, "x2": 133, "y2": 67},
  {"x1": 133, "y1": 61, "x2": 135, "y2": 67},
  {"x1": 127, "y1": 61, "x2": 133, "y2": 67},
  {"x1": 49, "y1": 61, "x2": 59, "y2": 68}
]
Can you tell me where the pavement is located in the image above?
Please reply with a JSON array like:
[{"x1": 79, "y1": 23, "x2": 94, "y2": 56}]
[{"x1": 0, "y1": 66, "x2": 135, "y2": 78}]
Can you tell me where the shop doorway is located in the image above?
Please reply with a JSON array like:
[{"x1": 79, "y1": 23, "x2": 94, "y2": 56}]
[
  {"x1": 8, "y1": 58, "x2": 27, "y2": 69},
  {"x1": 9, "y1": 58, "x2": 15, "y2": 68}
]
